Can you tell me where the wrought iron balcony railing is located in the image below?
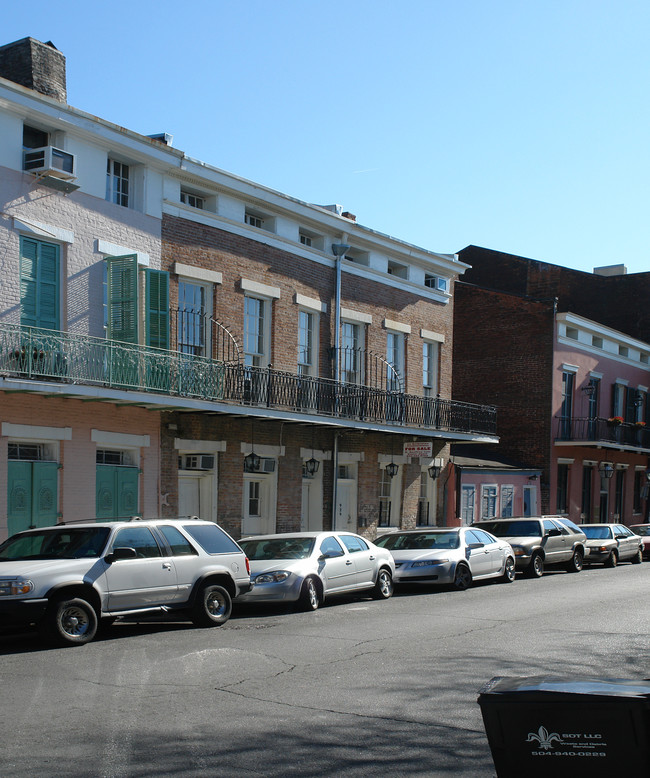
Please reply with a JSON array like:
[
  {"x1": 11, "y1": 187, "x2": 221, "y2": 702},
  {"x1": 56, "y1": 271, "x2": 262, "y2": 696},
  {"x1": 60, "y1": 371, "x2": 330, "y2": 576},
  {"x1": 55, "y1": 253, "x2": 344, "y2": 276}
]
[
  {"x1": 0, "y1": 324, "x2": 497, "y2": 435},
  {"x1": 555, "y1": 415, "x2": 650, "y2": 449}
]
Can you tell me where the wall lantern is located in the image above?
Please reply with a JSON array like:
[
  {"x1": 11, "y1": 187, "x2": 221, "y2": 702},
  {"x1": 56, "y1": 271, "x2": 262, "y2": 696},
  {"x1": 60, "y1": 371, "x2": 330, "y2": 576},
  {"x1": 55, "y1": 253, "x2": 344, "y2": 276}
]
[
  {"x1": 581, "y1": 381, "x2": 596, "y2": 397},
  {"x1": 635, "y1": 390, "x2": 645, "y2": 408},
  {"x1": 598, "y1": 462, "x2": 615, "y2": 479},
  {"x1": 305, "y1": 457, "x2": 320, "y2": 475},
  {"x1": 244, "y1": 419, "x2": 261, "y2": 472},
  {"x1": 428, "y1": 463, "x2": 442, "y2": 480},
  {"x1": 386, "y1": 461, "x2": 399, "y2": 478},
  {"x1": 645, "y1": 469, "x2": 650, "y2": 483}
]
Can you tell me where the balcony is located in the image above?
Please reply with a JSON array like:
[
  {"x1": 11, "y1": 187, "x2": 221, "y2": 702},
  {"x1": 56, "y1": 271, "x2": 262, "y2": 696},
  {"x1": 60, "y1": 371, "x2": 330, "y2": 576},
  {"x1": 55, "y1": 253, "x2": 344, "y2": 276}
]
[
  {"x1": 0, "y1": 324, "x2": 497, "y2": 436},
  {"x1": 554, "y1": 415, "x2": 650, "y2": 452}
]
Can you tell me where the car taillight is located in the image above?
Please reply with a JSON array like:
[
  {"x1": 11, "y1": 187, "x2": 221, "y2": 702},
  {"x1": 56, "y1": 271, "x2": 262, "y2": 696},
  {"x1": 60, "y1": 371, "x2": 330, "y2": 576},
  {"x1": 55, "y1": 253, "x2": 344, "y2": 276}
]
[{"x1": 245, "y1": 557, "x2": 251, "y2": 575}]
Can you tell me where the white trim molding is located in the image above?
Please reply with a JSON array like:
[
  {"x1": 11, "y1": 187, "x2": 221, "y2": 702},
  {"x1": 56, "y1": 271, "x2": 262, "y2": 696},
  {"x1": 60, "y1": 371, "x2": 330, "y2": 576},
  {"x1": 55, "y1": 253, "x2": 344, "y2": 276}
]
[
  {"x1": 383, "y1": 318, "x2": 411, "y2": 334},
  {"x1": 340, "y1": 308, "x2": 372, "y2": 325},
  {"x1": 174, "y1": 438, "x2": 226, "y2": 452},
  {"x1": 420, "y1": 328, "x2": 445, "y2": 343},
  {"x1": 295, "y1": 293, "x2": 327, "y2": 313},
  {"x1": 240, "y1": 278, "x2": 281, "y2": 299},
  {"x1": 173, "y1": 263, "x2": 222, "y2": 285},
  {"x1": 12, "y1": 216, "x2": 74, "y2": 244},
  {"x1": 2, "y1": 423, "x2": 72, "y2": 440},
  {"x1": 241, "y1": 442, "x2": 285, "y2": 458},
  {"x1": 96, "y1": 239, "x2": 150, "y2": 266},
  {"x1": 91, "y1": 430, "x2": 150, "y2": 448}
]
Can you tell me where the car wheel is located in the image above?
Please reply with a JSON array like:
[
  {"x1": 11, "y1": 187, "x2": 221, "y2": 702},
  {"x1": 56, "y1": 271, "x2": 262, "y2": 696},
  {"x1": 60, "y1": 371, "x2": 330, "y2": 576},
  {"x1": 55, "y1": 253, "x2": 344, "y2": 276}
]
[
  {"x1": 604, "y1": 550, "x2": 618, "y2": 568},
  {"x1": 566, "y1": 549, "x2": 584, "y2": 573},
  {"x1": 372, "y1": 568, "x2": 393, "y2": 599},
  {"x1": 452, "y1": 563, "x2": 472, "y2": 591},
  {"x1": 526, "y1": 552, "x2": 544, "y2": 578},
  {"x1": 501, "y1": 556, "x2": 516, "y2": 583},
  {"x1": 192, "y1": 584, "x2": 232, "y2": 627},
  {"x1": 632, "y1": 548, "x2": 643, "y2": 565},
  {"x1": 42, "y1": 597, "x2": 98, "y2": 646},
  {"x1": 298, "y1": 577, "x2": 320, "y2": 611}
]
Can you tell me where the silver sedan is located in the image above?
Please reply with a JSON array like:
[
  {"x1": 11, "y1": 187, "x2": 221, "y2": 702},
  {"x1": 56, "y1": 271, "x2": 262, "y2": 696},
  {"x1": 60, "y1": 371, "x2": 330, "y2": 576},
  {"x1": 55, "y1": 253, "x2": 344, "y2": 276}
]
[
  {"x1": 373, "y1": 527, "x2": 516, "y2": 590},
  {"x1": 236, "y1": 531, "x2": 395, "y2": 610}
]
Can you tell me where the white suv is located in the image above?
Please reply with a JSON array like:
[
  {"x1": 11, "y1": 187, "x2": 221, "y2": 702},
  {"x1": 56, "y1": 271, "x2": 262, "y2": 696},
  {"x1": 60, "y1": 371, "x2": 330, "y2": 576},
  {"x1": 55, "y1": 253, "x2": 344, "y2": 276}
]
[{"x1": 0, "y1": 518, "x2": 251, "y2": 646}]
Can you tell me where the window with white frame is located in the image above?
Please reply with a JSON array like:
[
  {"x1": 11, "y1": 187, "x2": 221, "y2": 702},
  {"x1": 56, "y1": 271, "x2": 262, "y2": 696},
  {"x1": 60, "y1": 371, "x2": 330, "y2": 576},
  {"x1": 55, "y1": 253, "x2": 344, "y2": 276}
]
[
  {"x1": 341, "y1": 322, "x2": 363, "y2": 385},
  {"x1": 423, "y1": 340, "x2": 439, "y2": 397},
  {"x1": 180, "y1": 190, "x2": 204, "y2": 209},
  {"x1": 386, "y1": 331, "x2": 404, "y2": 391},
  {"x1": 481, "y1": 485, "x2": 498, "y2": 519},
  {"x1": 387, "y1": 260, "x2": 408, "y2": 279},
  {"x1": 298, "y1": 310, "x2": 317, "y2": 376},
  {"x1": 244, "y1": 295, "x2": 270, "y2": 367},
  {"x1": 106, "y1": 158, "x2": 129, "y2": 207},
  {"x1": 424, "y1": 274, "x2": 448, "y2": 293},
  {"x1": 378, "y1": 468, "x2": 393, "y2": 527},
  {"x1": 178, "y1": 280, "x2": 208, "y2": 356}
]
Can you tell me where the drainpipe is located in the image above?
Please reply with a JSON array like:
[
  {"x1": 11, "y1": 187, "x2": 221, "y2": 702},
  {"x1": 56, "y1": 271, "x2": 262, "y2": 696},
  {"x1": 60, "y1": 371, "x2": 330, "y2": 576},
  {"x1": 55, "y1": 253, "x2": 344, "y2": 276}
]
[
  {"x1": 331, "y1": 241, "x2": 350, "y2": 384},
  {"x1": 331, "y1": 430, "x2": 340, "y2": 529}
]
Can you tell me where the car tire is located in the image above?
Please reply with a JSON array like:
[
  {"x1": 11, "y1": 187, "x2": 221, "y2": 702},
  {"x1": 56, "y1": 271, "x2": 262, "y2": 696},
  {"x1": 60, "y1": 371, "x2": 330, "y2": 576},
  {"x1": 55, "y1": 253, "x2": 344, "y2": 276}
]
[
  {"x1": 452, "y1": 563, "x2": 472, "y2": 591},
  {"x1": 501, "y1": 556, "x2": 516, "y2": 583},
  {"x1": 42, "y1": 596, "x2": 98, "y2": 646},
  {"x1": 298, "y1": 577, "x2": 320, "y2": 611},
  {"x1": 604, "y1": 550, "x2": 618, "y2": 568},
  {"x1": 566, "y1": 549, "x2": 584, "y2": 573},
  {"x1": 526, "y1": 552, "x2": 544, "y2": 578},
  {"x1": 192, "y1": 584, "x2": 232, "y2": 627},
  {"x1": 632, "y1": 548, "x2": 643, "y2": 565},
  {"x1": 372, "y1": 568, "x2": 393, "y2": 599}
]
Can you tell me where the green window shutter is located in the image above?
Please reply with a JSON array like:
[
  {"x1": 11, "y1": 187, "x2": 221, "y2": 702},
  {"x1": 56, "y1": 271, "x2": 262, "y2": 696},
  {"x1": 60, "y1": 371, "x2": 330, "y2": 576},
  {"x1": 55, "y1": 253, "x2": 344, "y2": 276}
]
[
  {"x1": 117, "y1": 468, "x2": 139, "y2": 519},
  {"x1": 31, "y1": 462, "x2": 58, "y2": 528},
  {"x1": 96, "y1": 465, "x2": 116, "y2": 519},
  {"x1": 106, "y1": 255, "x2": 138, "y2": 343},
  {"x1": 20, "y1": 236, "x2": 60, "y2": 330},
  {"x1": 7, "y1": 461, "x2": 32, "y2": 535},
  {"x1": 145, "y1": 268, "x2": 169, "y2": 349}
]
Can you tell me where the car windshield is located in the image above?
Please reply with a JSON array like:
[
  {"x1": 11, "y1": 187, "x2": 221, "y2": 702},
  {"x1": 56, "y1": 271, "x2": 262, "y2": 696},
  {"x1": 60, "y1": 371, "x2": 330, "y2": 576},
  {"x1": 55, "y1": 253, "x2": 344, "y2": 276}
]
[
  {"x1": 240, "y1": 537, "x2": 315, "y2": 560},
  {"x1": 479, "y1": 521, "x2": 540, "y2": 537},
  {"x1": 374, "y1": 532, "x2": 460, "y2": 550},
  {"x1": 0, "y1": 527, "x2": 111, "y2": 561},
  {"x1": 581, "y1": 526, "x2": 612, "y2": 540},
  {"x1": 632, "y1": 526, "x2": 650, "y2": 537}
]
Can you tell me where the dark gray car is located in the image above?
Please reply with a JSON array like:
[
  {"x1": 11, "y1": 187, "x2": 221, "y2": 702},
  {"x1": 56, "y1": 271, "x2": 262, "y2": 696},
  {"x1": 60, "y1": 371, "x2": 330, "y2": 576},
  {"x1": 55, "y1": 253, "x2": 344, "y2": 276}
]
[{"x1": 473, "y1": 517, "x2": 587, "y2": 578}]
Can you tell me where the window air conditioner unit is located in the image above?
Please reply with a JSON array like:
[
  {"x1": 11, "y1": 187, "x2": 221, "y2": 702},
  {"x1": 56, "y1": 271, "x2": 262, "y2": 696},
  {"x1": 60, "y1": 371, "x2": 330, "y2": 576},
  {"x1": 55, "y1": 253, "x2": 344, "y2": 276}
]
[
  {"x1": 181, "y1": 454, "x2": 215, "y2": 471},
  {"x1": 23, "y1": 146, "x2": 76, "y2": 180},
  {"x1": 261, "y1": 458, "x2": 275, "y2": 473}
]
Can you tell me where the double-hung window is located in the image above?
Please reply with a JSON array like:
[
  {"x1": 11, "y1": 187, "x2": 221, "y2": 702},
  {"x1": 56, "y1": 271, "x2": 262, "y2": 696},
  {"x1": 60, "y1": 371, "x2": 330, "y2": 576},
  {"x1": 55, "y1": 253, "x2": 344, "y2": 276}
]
[
  {"x1": 341, "y1": 322, "x2": 362, "y2": 385},
  {"x1": 423, "y1": 341, "x2": 439, "y2": 398},
  {"x1": 106, "y1": 159, "x2": 129, "y2": 207},
  {"x1": 386, "y1": 332, "x2": 404, "y2": 391},
  {"x1": 20, "y1": 236, "x2": 60, "y2": 331},
  {"x1": 298, "y1": 310, "x2": 316, "y2": 376},
  {"x1": 178, "y1": 281, "x2": 207, "y2": 356},
  {"x1": 244, "y1": 296, "x2": 269, "y2": 367}
]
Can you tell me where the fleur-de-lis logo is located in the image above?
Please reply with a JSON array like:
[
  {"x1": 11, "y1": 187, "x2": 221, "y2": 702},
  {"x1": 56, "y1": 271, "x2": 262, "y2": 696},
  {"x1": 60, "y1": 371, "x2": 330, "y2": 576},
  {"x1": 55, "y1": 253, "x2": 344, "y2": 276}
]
[{"x1": 527, "y1": 726, "x2": 561, "y2": 750}]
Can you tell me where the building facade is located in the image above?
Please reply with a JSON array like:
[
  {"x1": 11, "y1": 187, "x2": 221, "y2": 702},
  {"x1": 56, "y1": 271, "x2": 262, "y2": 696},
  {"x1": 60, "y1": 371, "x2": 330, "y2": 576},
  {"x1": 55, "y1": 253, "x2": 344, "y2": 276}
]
[
  {"x1": 0, "y1": 38, "x2": 497, "y2": 542},
  {"x1": 454, "y1": 246, "x2": 650, "y2": 526}
]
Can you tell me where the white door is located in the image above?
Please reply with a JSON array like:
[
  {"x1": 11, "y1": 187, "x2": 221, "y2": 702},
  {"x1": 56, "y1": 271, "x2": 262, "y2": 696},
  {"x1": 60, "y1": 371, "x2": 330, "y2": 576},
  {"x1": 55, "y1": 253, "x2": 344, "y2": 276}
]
[
  {"x1": 301, "y1": 475, "x2": 323, "y2": 531},
  {"x1": 178, "y1": 476, "x2": 201, "y2": 517},
  {"x1": 242, "y1": 474, "x2": 273, "y2": 536},
  {"x1": 336, "y1": 480, "x2": 357, "y2": 532}
]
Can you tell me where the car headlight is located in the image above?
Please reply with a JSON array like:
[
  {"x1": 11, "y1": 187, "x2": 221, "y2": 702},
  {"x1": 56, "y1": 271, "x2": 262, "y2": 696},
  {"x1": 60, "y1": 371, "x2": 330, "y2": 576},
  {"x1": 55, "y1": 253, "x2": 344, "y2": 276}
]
[
  {"x1": 511, "y1": 546, "x2": 527, "y2": 556},
  {"x1": 11, "y1": 579, "x2": 34, "y2": 595},
  {"x1": 254, "y1": 571, "x2": 291, "y2": 584},
  {"x1": 411, "y1": 559, "x2": 449, "y2": 567}
]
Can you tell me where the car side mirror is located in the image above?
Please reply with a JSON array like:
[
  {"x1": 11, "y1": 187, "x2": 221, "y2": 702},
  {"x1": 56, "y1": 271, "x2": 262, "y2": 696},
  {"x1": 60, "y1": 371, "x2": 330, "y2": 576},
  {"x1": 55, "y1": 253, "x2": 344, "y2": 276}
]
[
  {"x1": 105, "y1": 546, "x2": 138, "y2": 564},
  {"x1": 546, "y1": 528, "x2": 561, "y2": 537},
  {"x1": 468, "y1": 542, "x2": 484, "y2": 549}
]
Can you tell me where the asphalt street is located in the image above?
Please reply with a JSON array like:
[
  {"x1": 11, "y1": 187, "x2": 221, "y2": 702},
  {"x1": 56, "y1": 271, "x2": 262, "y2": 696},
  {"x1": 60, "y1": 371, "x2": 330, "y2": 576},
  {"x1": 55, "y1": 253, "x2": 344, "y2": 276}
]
[{"x1": 0, "y1": 562, "x2": 647, "y2": 777}]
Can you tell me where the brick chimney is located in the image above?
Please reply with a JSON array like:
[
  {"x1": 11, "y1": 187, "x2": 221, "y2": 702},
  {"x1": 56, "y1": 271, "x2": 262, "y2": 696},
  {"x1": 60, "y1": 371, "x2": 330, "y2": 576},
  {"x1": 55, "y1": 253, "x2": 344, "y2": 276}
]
[{"x1": 0, "y1": 37, "x2": 67, "y2": 102}]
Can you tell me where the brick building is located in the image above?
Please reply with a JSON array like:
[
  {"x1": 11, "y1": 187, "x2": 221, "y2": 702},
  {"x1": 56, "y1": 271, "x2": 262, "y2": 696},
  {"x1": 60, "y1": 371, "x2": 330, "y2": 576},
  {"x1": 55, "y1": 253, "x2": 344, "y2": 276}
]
[
  {"x1": 453, "y1": 245, "x2": 650, "y2": 526},
  {"x1": 0, "y1": 37, "x2": 497, "y2": 542}
]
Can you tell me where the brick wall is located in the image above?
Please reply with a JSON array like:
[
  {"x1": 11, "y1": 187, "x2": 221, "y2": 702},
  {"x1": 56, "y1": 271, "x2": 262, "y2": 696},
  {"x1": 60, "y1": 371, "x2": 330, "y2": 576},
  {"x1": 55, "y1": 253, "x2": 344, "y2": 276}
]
[{"x1": 0, "y1": 37, "x2": 67, "y2": 102}]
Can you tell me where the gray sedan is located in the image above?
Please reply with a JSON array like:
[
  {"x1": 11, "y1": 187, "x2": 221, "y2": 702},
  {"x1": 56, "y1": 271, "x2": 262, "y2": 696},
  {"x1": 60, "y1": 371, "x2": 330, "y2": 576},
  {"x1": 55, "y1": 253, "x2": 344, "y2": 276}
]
[
  {"x1": 373, "y1": 527, "x2": 516, "y2": 591},
  {"x1": 237, "y1": 532, "x2": 395, "y2": 610},
  {"x1": 579, "y1": 523, "x2": 644, "y2": 567}
]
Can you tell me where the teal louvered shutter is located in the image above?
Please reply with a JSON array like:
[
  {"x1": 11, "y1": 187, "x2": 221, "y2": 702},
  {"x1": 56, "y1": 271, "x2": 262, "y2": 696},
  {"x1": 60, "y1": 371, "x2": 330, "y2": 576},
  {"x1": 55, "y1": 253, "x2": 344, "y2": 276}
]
[
  {"x1": 106, "y1": 255, "x2": 138, "y2": 344},
  {"x1": 20, "y1": 237, "x2": 60, "y2": 330},
  {"x1": 31, "y1": 462, "x2": 58, "y2": 528},
  {"x1": 145, "y1": 268, "x2": 169, "y2": 349},
  {"x1": 117, "y1": 468, "x2": 139, "y2": 518},
  {"x1": 7, "y1": 461, "x2": 32, "y2": 535}
]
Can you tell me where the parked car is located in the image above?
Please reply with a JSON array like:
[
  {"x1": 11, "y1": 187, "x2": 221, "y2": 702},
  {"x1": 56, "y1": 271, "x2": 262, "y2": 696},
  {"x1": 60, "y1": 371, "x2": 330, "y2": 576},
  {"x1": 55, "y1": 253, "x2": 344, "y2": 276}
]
[
  {"x1": 373, "y1": 527, "x2": 516, "y2": 591},
  {"x1": 474, "y1": 517, "x2": 587, "y2": 578},
  {"x1": 629, "y1": 524, "x2": 650, "y2": 560},
  {"x1": 0, "y1": 518, "x2": 251, "y2": 646},
  {"x1": 237, "y1": 532, "x2": 395, "y2": 610},
  {"x1": 578, "y1": 523, "x2": 644, "y2": 567}
]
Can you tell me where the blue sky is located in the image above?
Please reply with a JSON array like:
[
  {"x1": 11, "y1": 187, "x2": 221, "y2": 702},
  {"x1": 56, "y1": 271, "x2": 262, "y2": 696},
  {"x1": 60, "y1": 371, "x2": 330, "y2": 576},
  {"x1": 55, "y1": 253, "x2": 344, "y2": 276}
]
[{"x1": 4, "y1": 1, "x2": 649, "y2": 273}]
